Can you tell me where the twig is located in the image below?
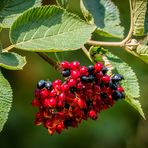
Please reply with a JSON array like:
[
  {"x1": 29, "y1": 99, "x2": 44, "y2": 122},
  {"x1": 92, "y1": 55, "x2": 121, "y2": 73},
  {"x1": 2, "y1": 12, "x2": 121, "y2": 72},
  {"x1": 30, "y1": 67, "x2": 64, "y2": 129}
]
[
  {"x1": 87, "y1": 0, "x2": 135, "y2": 49},
  {"x1": 2, "y1": 45, "x2": 15, "y2": 52},
  {"x1": 37, "y1": 52, "x2": 59, "y2": 69},
  {"x1": 81, "y1": 45, "x2": 93, "y2": 62}
]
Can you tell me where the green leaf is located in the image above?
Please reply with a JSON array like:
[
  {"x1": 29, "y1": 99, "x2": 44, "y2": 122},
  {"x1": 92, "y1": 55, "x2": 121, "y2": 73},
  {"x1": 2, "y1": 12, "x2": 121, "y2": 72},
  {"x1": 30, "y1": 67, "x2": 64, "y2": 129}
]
[
  {"x1": 0, "y1": 27, "x2": 2, "y2": 32},
  {"x1": 0, "y1": 52, "x2": 26, "y2": 70},
  {"x1": 106, "y1": 52, "x2": 140, "y2": 99},
  {"x1": 0, "y1": 70, "x2": 13, "y2": 132},
  {"x1": 80, "y1": 0, "x2": 124, "y2": 38},
  {"x1": 10, "y1": 5, "x2": 96, "y2": 52},
  {"x1": 125, "y1": 97, "x2": 145, "y2": 119},
  {"x1": 0, "y1": 0, "x2": 42, "y2": 28},
  {"x1": 133, "y1": 0, "x2": 148, "y2": 36},
  {"x1": 56, "y1": 0, "x2": 70, "y2": 9},
  {"x1": 136, "y1": 44, "x2": 148, "y2": 63}
]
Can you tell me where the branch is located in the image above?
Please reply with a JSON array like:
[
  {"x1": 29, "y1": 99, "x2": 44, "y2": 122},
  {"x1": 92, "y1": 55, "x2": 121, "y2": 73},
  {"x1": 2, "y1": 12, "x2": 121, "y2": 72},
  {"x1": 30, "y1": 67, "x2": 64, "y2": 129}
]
[
  {"x1": 37, "y1": 52, "x2": 59, "y2": 69},
  {"x1": 87, "y1": 0, "x2": 135, "y2": 49}
]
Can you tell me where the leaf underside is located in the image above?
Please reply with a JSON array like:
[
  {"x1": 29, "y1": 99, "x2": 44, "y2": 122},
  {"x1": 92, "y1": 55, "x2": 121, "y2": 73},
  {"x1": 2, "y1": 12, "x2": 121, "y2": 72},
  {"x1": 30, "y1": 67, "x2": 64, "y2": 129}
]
[
  {"x1": 10, "y1": 5, "x2": 96, "y2": 52},
  {"x1": 0, "y1": 52, "x2": 26, "y2": 70},
  {"x1": 0, "y1": 0, "x2": 42, "y2": 28},
  {"x1": 133, "y1": 0, "x2": 148, "y2": 36},
  {"x1": 80, "y1": 0, "x2": 124, "y2": 38},
  {"x1": 0, "y1": 70, "x2": 13, "y2": 132}
]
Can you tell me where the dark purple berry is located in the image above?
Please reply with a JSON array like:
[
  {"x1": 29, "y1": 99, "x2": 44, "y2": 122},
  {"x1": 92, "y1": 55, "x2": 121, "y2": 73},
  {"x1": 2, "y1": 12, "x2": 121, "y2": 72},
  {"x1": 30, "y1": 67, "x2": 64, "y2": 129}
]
[
  {"x1": 112, "y1": 91, "x2": 123, "y2": 100},
  {"x1": 88, "y1": 74, "x2": 95, "y2": 82},
  {"x1": 62, "y1": 69, "x2": 70, "y2": 77},
  {"x1": 45, "y1": 81, "x2": 52, "y2": 90},
  {"x1": 112, "y1": 74, "x2": 124, "y2": 83},
  {"x1": 37, "y1": 80, "x2": 46, "y2": 89},
  {"x1": 87, "y1": 65, "x2": 94, "y2": 74},
  {"x1": 81, "y1": 76, "x2": 89, "y2": 83},
  {"x1": 109, "y1": 81, "x2": 117, "y2": 90},
  {"x1": 102, "y1": 67, "x2": 108, "y2": 74}
]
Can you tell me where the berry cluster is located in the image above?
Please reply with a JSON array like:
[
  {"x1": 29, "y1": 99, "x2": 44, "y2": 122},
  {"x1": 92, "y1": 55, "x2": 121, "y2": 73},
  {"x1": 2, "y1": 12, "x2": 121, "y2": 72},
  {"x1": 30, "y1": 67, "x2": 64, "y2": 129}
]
[{"x1": 32, "y1": 61, "x2": 125, "y2": 135}]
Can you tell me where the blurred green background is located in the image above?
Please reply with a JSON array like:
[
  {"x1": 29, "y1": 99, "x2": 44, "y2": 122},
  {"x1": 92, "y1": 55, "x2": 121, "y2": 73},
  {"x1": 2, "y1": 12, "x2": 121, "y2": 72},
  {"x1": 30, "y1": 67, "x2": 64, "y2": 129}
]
[{"x1": 0, "y1": 0, "x2": 148, "y2": 148}]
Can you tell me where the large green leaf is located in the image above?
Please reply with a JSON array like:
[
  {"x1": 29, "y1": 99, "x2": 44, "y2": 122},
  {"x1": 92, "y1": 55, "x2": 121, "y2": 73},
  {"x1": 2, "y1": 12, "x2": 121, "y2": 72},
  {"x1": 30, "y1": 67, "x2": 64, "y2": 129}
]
[
  {"x1": 0, "y1": 52, "x2": 26, "y2": 70},
  {"x1": 80, "y1": 0, "x2": 124, "y2": 38},
  {"x1": 0, "y1": 70, "x2": 13, "y2": 132},
  {"x1": 56, "y1": 0, "x2": 70, "y2": 9},
  {"x1": 125, "y1": 97, "x2": 145, "y2": 119},
  {"x1": 10, "y1": 6, "x2": 96, "y2": 52},
  {"x1": 106, "y1": 52, "x2": 140, "y2": 99},
  {"x1": 0, "y1": 0, "x2": 42, "y2": 28},
  {"x1": 133, "y1": 0, "x2": 148, "y2": 36}
]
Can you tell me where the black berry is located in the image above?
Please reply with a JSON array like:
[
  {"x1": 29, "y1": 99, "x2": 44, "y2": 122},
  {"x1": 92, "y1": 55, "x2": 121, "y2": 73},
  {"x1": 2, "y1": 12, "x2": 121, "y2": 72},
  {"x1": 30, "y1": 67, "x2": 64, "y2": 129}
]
[
  {"x1": 112, "y1": 74, "x2": 124, "y2": 83},
  {"x1": 112, "y1": 91, "x2": 123, "y2": 100},
  {"x1": 81, "y1": 76, "x2": 89, "y2": 83},
  {"x1": 45, "y1": 81, "x2": 52, "y2": 90},
  {"x1": 102, "y1": 67, "x2": 108, "y2": 74},
  {"x1": 37, "y1": 80, "x2": 46, "y2": 89},
  {"x1": 88, "y1": 74, "x2": 95, "y2": 82},
  {"x1": 87, "y1": 65, "x2": 94, "y2": 74},
  {"x1": 62, "y1": 69, "x2": 70, "y2": 77}
]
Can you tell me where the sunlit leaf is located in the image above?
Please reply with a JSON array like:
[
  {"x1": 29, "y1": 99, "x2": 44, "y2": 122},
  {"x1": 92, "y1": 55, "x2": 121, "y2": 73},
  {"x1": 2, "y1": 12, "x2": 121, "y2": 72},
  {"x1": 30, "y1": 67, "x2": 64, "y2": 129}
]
[
  {"x1": 80, "y1": 0, "x2": 124, "y2": 38},
  {"x1": 136, "y1": 44, "x2": 148, "y2": 64},
  {"x1": 0, "y1": 0, "x2": 42, "y2": 28},
  {"x1": 0, "y1": 70, "x2": 13, "y2": 132},
  {"x1": 0, "y1": 52, "x2": 26, "y2": 70},
  {"x1": 126, "y1": 97, "x2": 145, "y2": 119},
  {"x1": 133, "y1": 0, "x2": 148, "y2": 36},
  {"x1": 10, "y1": 5, "x2": 96, "y2": 52}
]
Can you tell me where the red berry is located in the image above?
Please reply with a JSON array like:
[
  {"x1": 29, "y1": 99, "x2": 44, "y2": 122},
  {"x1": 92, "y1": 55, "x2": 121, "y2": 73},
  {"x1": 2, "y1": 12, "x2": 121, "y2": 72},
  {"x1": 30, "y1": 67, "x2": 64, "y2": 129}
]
[
  {"x1": 32, "y1": 98, "x2": 40, "y2": 107},
  {"x1": 59, "y1": 92, "x2": 66, "y2": 101},
  {"x1": 80, "y1": 66, "x2": 88, "y2": 74},
  {"x1": 56, "y1": 122, "x2": 65, "y2": 134},
  {"x1": 50, "y1": 89, "x2": 57, "y2": 97},
  {"x1": 102, "y1": 75, "x2": 110, "y2": 84},
  {"x1": 88, "y1": 110, "x2": 97, "y2": 120},
  {"x1": 60, "y1": 61, "x2": 70, "y2": 69},
  {"x1": 68, "y1": 78, "x2": 76, "y2": 87},
  {"x1": 94, "y1": 62, "x2": 103, "y2": 72},
  {"x1": 117, "y1": 86, "x2": 124, "y2": 92},
  {"x1": 70, "y1": 61, "x2": 80, "y2": 69},
  {"x1": 43, "y1": 97, "x2": 57, "y2": 108},
  {"x1": 77, "y1": 82, "x2": 84, "y2": 90},
  {"x1": 34, "y1": 89, "x2": 40, "y2": 98},
  {"x1": 77, "y1": 99, "x2": 86, "y2": 109},
  {"x1": 52, "y1": 79, "x2": 62, "y2": 87},
  {"x1": 40, "y1": 89, "x2": 49, "y2": 99},
  {"x1": 44, "y1": 119, "x2": 52, "y2": 128},
  {"x1": 61, "y1": 83, "x2": 69, "y2": 91},
  {"x1": 71, "y1": 70, "x2": 80, "y2": 79}
]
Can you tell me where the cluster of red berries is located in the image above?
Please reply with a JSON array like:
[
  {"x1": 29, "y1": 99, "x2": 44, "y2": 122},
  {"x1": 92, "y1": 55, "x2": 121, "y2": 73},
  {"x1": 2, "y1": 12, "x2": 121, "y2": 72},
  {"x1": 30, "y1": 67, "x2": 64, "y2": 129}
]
[{"x1": 32, "y1": 61, "x2": 125, "y2": 135}]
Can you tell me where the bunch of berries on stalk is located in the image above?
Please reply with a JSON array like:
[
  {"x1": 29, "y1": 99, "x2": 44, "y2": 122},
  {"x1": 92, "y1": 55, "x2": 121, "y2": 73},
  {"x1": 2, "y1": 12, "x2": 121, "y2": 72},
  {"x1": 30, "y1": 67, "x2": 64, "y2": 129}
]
[{"x1": 32, "y1": 61, "x2": 125, "y2": 135}]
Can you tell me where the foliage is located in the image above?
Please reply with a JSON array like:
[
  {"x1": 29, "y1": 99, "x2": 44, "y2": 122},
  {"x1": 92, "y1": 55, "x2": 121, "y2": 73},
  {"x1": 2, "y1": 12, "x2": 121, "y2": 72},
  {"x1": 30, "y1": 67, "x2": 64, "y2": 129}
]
[{"x1": 0, "y1": 0, "x2": 147, "y2": 132}]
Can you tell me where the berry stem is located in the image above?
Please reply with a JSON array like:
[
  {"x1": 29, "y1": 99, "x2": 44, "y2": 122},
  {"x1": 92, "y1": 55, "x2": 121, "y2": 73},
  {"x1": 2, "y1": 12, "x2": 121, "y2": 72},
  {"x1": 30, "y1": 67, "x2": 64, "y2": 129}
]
[
  {"x1": 37, "y1": 52, "x2": 59, "y2": 69},
  {"x1": 81, "y1": 45, "x2": 93, "y2": 63}
]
